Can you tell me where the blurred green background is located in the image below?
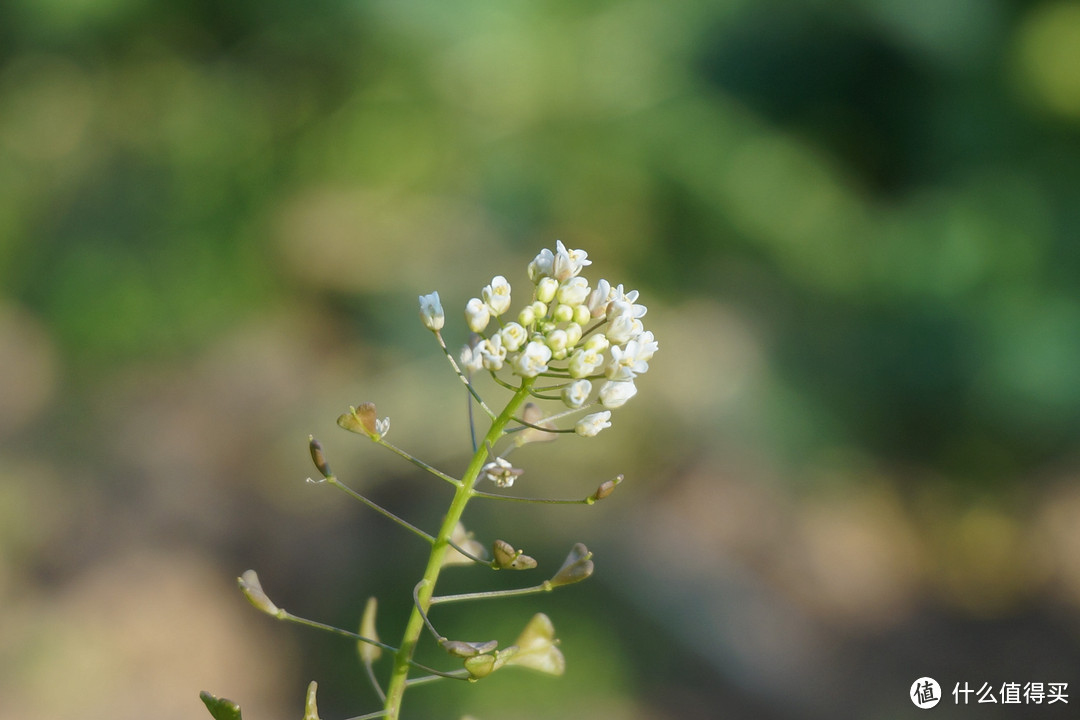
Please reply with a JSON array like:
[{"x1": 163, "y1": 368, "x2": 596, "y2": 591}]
[{"x1": 2, "y1": 0, "x2": 1080, "y2": 718}]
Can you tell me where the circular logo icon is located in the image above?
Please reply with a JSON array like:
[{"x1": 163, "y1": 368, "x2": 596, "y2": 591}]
[{"x1": 911, "y1": 677, "x2": 941, "y2": 709}]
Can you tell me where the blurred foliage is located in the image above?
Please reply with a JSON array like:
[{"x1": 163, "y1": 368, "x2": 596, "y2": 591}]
[{"x1": 2, "y1": 1, "x2": 1080, "y2": 719}]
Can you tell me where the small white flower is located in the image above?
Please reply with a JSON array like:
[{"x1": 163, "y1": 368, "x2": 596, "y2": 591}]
[
  {"x1": 599, "y1": 379, "x2": 637, "y2": 408},
  {"x1": 575, "y1": 411, "x2": 611, "y2": 437},
  {"x1": 513, "y1": 340, "x2": 552, "y2": 377},
  {"x1": 418, "y1": 291, "x2": 444, "y2": 331},
  {"x1": 586, "y1": 279, "x2": 612, "y2": 318},
  {"x1": 460, "y1": 342, "x2": 484, "y2": 372},
  {"x1": 482, "y1": 457, "x2": 524, "y2": 488},
  {"x1": 562, "y1": 379, "x2": 592, "y2": 409},
  {"x1": 607, "y1": 291, "x2": 647, "y2": 321},
  {"x1": 500, "y1": 322, "x2": 528, "y2": 352},
  {"x1": 482, "y1": 275, "x2": 512, "y2": 316},
  {"x1": 606, "y1": 309, "x2": 642, "y2": 344},
  {"x1": 556, "y1": 277, "x2": 590, "y2": 307},
  {"x1": 535, "y1": 277, "x2": 558, "y2": 304},
  {"x1": 552, "y1": 240, "x2": 591, "y2": 281},
  {"x1": 635, "y1": 330, "x2": 658, "y2": 363},
  {"x1": 528, "y1": 248, "x2": 554, "y2": 282},
  {"x1": 465, "y1": 298, "x2": 490, "y2": 333},
  {"x1": 606, "y1": 340, "x2": 650, "y2": 380},
  {"x1": 375, "y1": 416, "x2": 391, "y2": 437},
  {"x1": 568, "y1": 347, "x2": 604, "y2": 378},
  {"x1": 478, "y1": 335, "x2": 507, "y2": 371}
]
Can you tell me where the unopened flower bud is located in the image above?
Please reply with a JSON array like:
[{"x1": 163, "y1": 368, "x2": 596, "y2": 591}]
[
  {"x1": 556, "y1": 276, "x2": 590, "y2": 307},
  {"x1": 590, "y1": 474, "x2": 622, "y2": 502},
  {"x1": 308, "y1": 436, "x2": 333, "y2": 478},
  {"x1": 303, "y1": 681, "x2": 320, "y2": 720},
  {"x1": 535, "y1": 276, "x2": 558, "y2": 304},
  {"x1": 499, "y1": 322, "x2": 528, "y2": 353},
  {"x1": 562, "y1": 379, "x2": 592, "y2": 409},
  {"x1": 518, "y1": 306, "x2": 537, "y2": 327},
  {"x1": 564, "y1": 322, "x2": 583, "y2": 348},
  {"x1": 482, "y1": 276, "x2": 512, "y2": 316},
  {"x1": 552, "y1": 303, "x2": 574, "y2": 323},
  {"x1": 418, "y1": 291, "x2": 444, "y2": 331},
  {"x1": 460, "y1": 338, "x2": 484, "y2": 372},
  {"x1": 465, "y1": 298, "x2": 490, "y2": 333},
  {"x1": 545, "y1": 328, "x2": 569, "y2": 355},
  {"x1": 599, "y1": 379, "x2": 637, "y2": 409},
  {"x1": 358, "y1": 596, "x2": 381, "y2": 664},
  {"x1": 530, "y1": 300, "x2": 547, "y2": 319},
  {"x1": 238, "y1": 569, "x2": 282, "y2": 617},
  {"x1": 584, "y1": 333, "x2": 610, "y2": 352},
  {"x1": 575, "y1": 411, "x2": 611, "y2": 437},
  {"x1": 528, "y1": 248, "x2": 554, "y2": 282},
  {"x1": 199, "y1": 692, "x2": 241, "y2": 720}
]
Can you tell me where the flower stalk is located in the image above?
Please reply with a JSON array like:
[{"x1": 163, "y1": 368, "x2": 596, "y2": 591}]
[{"x1": 382, "y1": 377, "x2": 533, "y2": 719}]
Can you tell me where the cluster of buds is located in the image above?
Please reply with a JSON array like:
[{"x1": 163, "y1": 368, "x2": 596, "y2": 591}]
[{"x1": 420, "y1": 241, "x2": 658, "y2": 440}]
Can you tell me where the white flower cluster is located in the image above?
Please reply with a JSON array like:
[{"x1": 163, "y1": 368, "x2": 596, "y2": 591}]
[{"x1": 439, "y1": 241, "x2": 657, "y2": 439}]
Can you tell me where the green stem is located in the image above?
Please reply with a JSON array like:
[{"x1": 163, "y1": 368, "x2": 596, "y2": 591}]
[
  {"x1": 382, "y1": 378, "x2": 534, "y2": 720},
  {"x1": 430, "y1": 581, "x2": 552, "y2": 605}
]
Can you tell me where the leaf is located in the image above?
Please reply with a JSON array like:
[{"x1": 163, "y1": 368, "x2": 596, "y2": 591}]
[{"x1": 199, "y1": 691, "x2": 242, "y2": 720}]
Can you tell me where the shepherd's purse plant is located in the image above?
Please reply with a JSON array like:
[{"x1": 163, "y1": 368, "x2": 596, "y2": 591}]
[{"x1": 200, "y1": 240, "x2": 658, "y2": 720}]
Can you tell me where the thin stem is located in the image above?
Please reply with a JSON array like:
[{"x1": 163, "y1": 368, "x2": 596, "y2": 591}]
[
  {"x1": 374, "y1": 440, "x2": 461, "y2": 487},
  {"x1": 280, "y1": 611, "x2": 399, "y2": 656},
  {"x1": 405, "y1": 671, "x2": 470, "y2": 687},
  {"x1": 434, "y1": 330, "x2": 497, "y2": 419},
  {"x1": 382, "y1": 378, "x2": 535, "y2": 719},
  {"x1": 430, "y1": 581, "x2": 553, "y2": 605},
  {"x1": 412, "y1": 580, "x2": 443, "y2": 641},
  {"x1": 471, "y1": 490, "x2": 597, "y2": 505},
  {"x1": 446, "y1": 539, "x2": 492, "y2": 567},
  {"x1": 344, "y1": 712, "x2": 390, "y2": 720},
  {"x1": 364, "y1": 662, "x2": 387, "y2": 704},
  {"x1": 466, "y1": 372, "x2": 478, "y2": 453},
  {"x1": 327, "y1": 478, "x2": 435, "y2": 543},
  {"x1": 488, "y1": 371, "x2": 517, "y2": 392}
]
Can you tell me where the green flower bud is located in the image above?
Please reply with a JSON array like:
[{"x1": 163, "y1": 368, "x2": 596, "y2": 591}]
[
  {"x1": 358, "y1": 597, "x2": 381, "y2": 664},
  {"x1": 237, "y1": 570, "x2": 282, "y2": 617},
  {"x1": 303, "y1": 681, "x2": 321, "y2": 720}
]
